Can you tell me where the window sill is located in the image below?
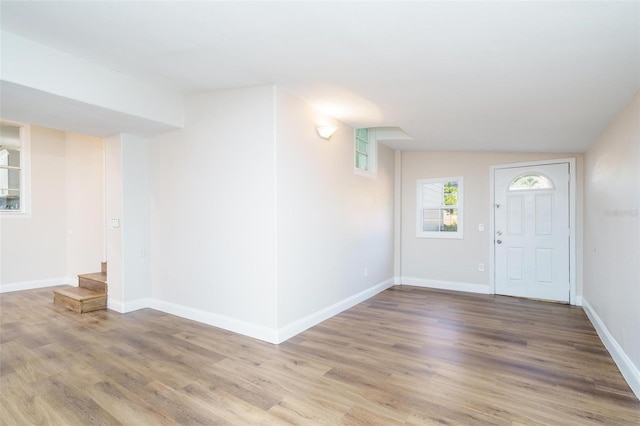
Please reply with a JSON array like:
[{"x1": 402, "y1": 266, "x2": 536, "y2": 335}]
[
  {"x1": 1, "y1": 210, "x2": 31, "y2": 219},
  {"x1": 416, "y1": 232, "x2": 464, "y2": 239}
]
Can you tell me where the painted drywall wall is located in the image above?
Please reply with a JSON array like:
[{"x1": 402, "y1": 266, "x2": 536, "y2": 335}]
[
  {"x1": 584, "y1": 92, "x2": 639, "y2": 385},
  {"x1": 400, "y1": 151, "x2": 583, "y2": 296},
  {"x1": 121, "y1": 135, "x2": 150, "y2": 306},
  {"x1": 1, "y1": 126, "x2": 67, "y2": 285},
  {"x1": 0, "y1": 126, "x2": 104, "y2": 290},
  {"x1": 149, "y1": 86, "x2": 278, "y2": 332},
  {"x1": 275, "y1": 88, "x2": 395, "y2": 329},
  {"x1": 65, "y1": 133, "x2": 105, "y2": 279},
  {"x1": 148, "y1": 85, "x2": 394, "y2": 341},
  {"x1": 105, "y1": 135, "x2": 123, "y2": 303}
]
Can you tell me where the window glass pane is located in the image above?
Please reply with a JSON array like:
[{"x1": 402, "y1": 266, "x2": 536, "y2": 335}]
[
  {"x1": 444, "y1": 181, "x2": 458, "y2": 206},
  {"x1": 417, "y1": 177, "x2": 463, "y2": 238},
  {"x1": 356, "y1": 128, "x2": 369, "y2": 140},
  {"x1": 422, "y1": 182, "x2": 443, "y2": 206},
  {"x1": 0, "y1": 124, "x2": 20, "y2": 146},
  {"x1": 0, "y1": 148, "x2": 19, "y2": 167},
  {"x1": 354, "y1": 127, "x2": 378, "y2": 176},
  {"x1": 0, "y1": 169, "x2": 7, "y2": 195},
  {"x1": 424, "y1": 208, "x2": 459, "y2": 232},
  {"x1": 6, "y1": 149, "x2": 20, "y2": 167},
  {"x1": 356, "y1": 153, "x2": 368, "y2": 170},
  {"x1": 442, "y1": 208, "x2": 458, "y2": 232},
  {"x1": 509, "y1": 174, "x2": 554, "y2": 191},
  {"x1": 1, "y1": 189, "x2": 20, "y2": 210},
  {"x1": 7, "y1": 168, "x2": 20, "y2": 190},
  {"x1": 356, "y1": 139, "x2": 368, "y2": 154},
  {"x1": 423, "y1": 209, "x2": 442, "y2": 232},
  {"x1": 0, "y1": 133, "x2": 22, "y2": 212},
  {"x1": 0, "y1": 149, "x2": 8, "y2": 196}
]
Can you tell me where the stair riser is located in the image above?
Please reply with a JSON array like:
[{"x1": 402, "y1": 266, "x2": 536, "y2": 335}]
[
  {"x1": 79, "y1": 277, "x2": 107, "y2": 293},
  {"x1": 54, "y1": 293, "x2": 107, "y2": 313}
]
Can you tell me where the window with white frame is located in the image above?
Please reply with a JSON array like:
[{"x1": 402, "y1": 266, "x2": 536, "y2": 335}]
[
  {"x1": 0, "y1": 121, "x2": 30, "y2": 215},
  {"x1": 416, "y1": 177, "x2": 463, "y2": 238},
  {"x1": 354, "y1": 128, "x2": 377, "y2": 176}
]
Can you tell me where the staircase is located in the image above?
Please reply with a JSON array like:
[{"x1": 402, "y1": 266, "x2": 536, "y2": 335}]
[{"x1": 53, "y1": 262, "x2": 108, "y2": 313}]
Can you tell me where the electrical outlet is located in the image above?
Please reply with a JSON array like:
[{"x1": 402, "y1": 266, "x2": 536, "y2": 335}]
[
  {"x1": 478, "y1": 263, "x2": 485, "y2": 272},
  {"x1": 478, "y1": 224, "x2": 485, "y2": 232},
  {"x1": 364, "y1": 268, "x2": 368, "y2": 278}
]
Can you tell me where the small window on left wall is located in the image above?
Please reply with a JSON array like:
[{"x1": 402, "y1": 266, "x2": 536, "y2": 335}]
[{"x1": 0, "y1": 121, "x2": 30, "y2": 216}]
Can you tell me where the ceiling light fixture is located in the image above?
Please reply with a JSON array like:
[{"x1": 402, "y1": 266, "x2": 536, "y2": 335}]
[{"x1": 316, "y1": 125, "x2": 337, "y2": 140}]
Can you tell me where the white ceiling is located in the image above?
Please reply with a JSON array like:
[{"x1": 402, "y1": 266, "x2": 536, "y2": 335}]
[{"x1": 1, "y1": 1, "x2": 638, "y2": 152}]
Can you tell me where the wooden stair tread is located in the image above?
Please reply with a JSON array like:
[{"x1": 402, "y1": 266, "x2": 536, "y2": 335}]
[
  {"x1": 78, "y1": 272, "x2": 107, "y2": 283},
  {"x1": 53, "y1": 286, "x2": 106, "y2": 301},
  {"x1": 53, "y1": 264, "x2": 108, "y2": 313}
]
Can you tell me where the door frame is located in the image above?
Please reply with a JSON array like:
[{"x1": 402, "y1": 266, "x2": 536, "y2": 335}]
[{"x1": 489, "y1": 158, "x2": 577, "y2": 305}]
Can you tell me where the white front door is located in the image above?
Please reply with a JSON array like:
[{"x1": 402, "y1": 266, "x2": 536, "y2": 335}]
[{"x1": 494, "y1": 163, "x2": 570, "y2": 302}]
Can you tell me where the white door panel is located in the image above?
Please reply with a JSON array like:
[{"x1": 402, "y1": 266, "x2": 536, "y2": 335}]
[{"x1": 494, "y1": 163, "x2": 570, "y2": 302}]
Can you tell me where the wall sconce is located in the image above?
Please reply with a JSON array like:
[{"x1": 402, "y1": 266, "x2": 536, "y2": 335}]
[{"x1": 316, "y1": 125, "x2": 337, "y2": 140}]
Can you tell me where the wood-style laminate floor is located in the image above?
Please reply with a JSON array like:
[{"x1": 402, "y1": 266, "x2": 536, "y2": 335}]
[{"x1": 1, "y1": 286, "x2": 638, "y2": 425}]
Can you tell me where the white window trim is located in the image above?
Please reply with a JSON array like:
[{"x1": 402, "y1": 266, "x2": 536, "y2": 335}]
[
  {"x1": 416, "y1": 176, "x2": 463, "y2": 239},
  {"x1": 354, "y1": 128, "x2": 377, "y2": 178},
  {"x1": 0, "y1": 121, "x2": 31, "y2": 218}
]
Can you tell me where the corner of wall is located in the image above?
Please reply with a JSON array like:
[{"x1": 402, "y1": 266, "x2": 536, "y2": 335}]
[{"x1": 582, "y1": 297, "x2": 640, "y2": 399}]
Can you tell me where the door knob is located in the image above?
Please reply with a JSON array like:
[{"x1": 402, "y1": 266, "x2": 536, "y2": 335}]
[{"x1": 496, "y1": 239, "x2": 502, "y2": 244}]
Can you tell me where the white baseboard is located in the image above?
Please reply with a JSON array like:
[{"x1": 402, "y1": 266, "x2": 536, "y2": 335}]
[
  {"x1": 582, "y1": 297, "x2": 640, "y2": 400},
  {"x1": 107, "y1": 298, "x2": 149, "y2": 314},
  {"x1": 123, "y1": 298, "x2": 150, "y2": 313},
  {"x1": 399, "y1": 277, "x2": 490, "y2": 294},
  {"x1": 0, "y1": 276, "x2": 74, "y2": 293},
  {"x1": 276, "y1": 278, "x2": 395, "y2": 343},
  {"x1": 130, "y1": 278, "x2": 395, "y2": 345},
  {"x1": 148, "y1": 298, "x2": 279, "y2": 344},
  {"x1": 107, "y1": 298, "x2": 124, "y2": 313}
]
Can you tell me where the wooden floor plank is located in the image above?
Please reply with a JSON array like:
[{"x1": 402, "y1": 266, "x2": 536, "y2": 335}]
[{"x1": 1, "y1": 285, "x2": 638, "y2": 425}]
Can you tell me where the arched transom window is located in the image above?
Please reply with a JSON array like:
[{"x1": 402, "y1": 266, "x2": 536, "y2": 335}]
[
  {"x1": 509, "y1": 173, "x2": 555, "y2": 191},
  {"x1": 509, "y1": 173, "x2": 554, "y2": 191}
]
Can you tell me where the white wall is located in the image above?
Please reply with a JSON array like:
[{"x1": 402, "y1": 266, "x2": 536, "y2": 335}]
[
  {"x1": 400, "y1": 151, "x2": 583, "y2": 296},
  {"x1": 146, "y1": 85, "x2": 394, "y2": 342},
  {"x1": 65, "y1": 133, "x2": 105, "y2": 280},
  {"x1": 149, "y1": 86, "x2": 278, "y2": 336},
  {"x1": 105, "y1": 135, "x2": 123, "y2": 303},
  {"x1": 583, "y1": 92, "x2": 639, "y2": 396},
  {"x1": 106, "y1": 133, "x2": 151, "y2": 311},
  {"x1": 1, "y1": 126, "x2": 67, "y2": 286},
  {"x1": 1, "y1": 126, "x2": 104, "y2": 291},
  {"x1": 121, "y1": 135, "x2": 150, "y2": 307},
  {"x1": 275, "y1": 89, "x2": 395, "y2": 332}
]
